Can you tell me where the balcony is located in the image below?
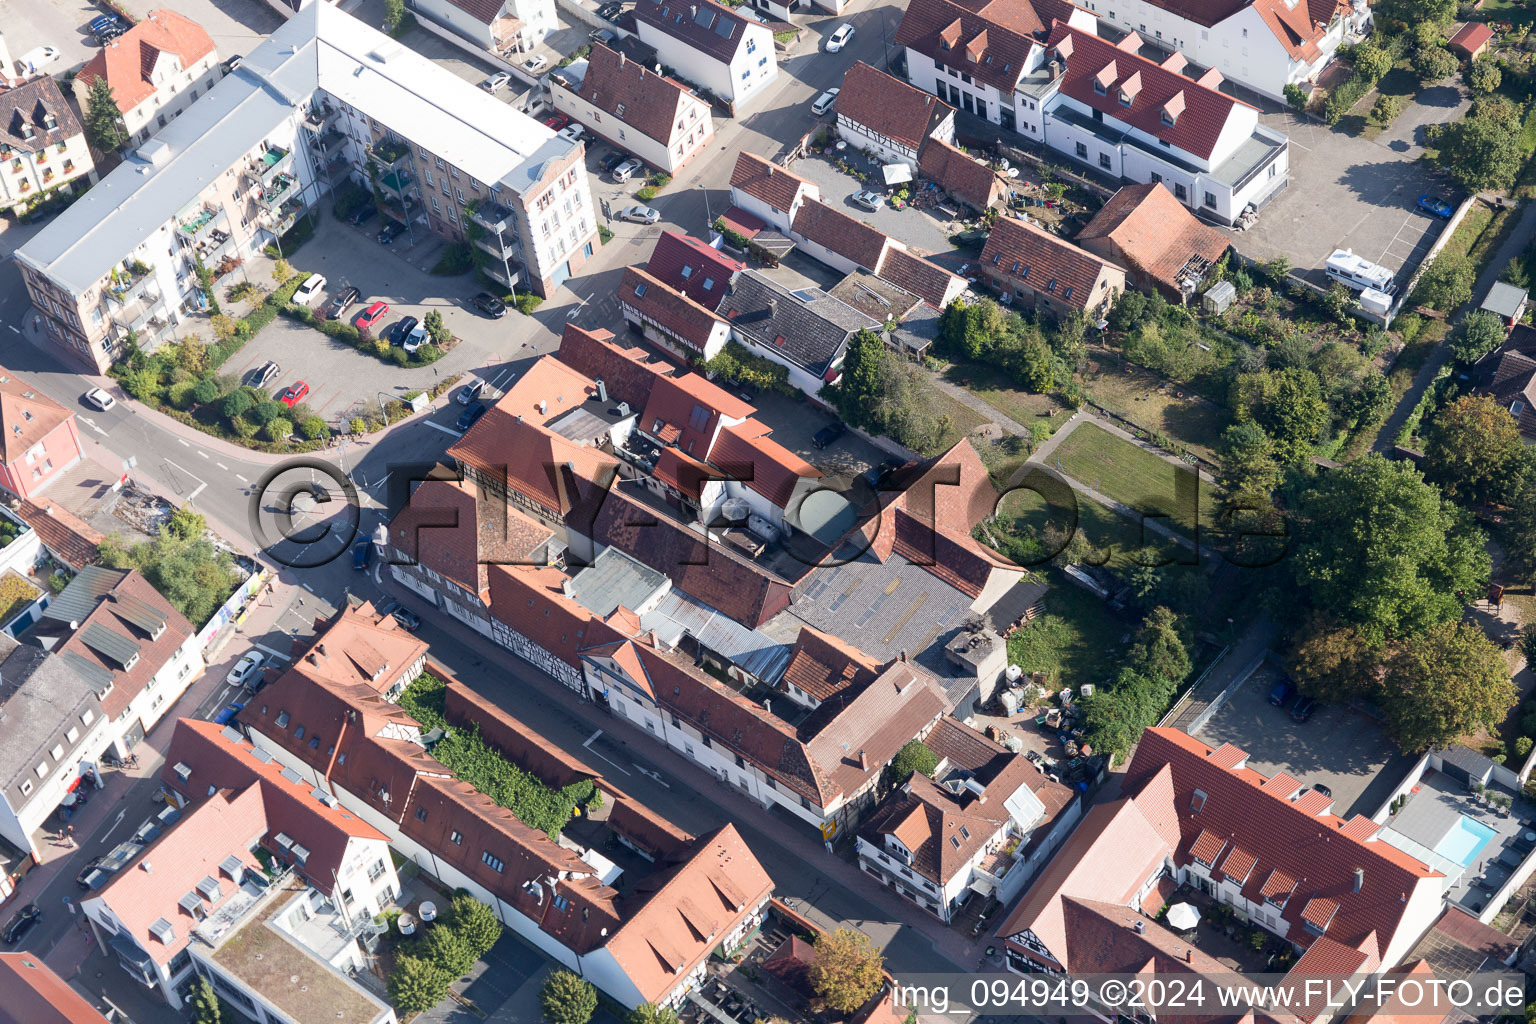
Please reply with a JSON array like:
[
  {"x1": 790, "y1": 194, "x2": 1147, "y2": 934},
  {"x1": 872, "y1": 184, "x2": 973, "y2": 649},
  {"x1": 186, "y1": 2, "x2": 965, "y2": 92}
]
[
  {"x1": 482, "y1": 261, "x2": 521, "y2": 290},
  {"x1": 178, "y1": 205, "x2": 220, "y2": 242},
  {"x1": 301, "y1": 102, "x2": 337, "y2": 134},
  {"x1": 247, "y1": 146, "x2": 294, "y2": 187},
  {"x1": 368, "y1": 136, "x2": 411, "y2": 169},
  {"x1": 103, "y1": 263, "x2": 153, "y2": 306},
  {"x1": 114, "y1": 294, "x2": 168, "y2": 336},
  {"x1": 379, "y1": 170, "x2": 413, "y2": 197},
  {"x1": 475, "y1": 232, "x2": 520, "y2": 261},
  {"x1": 268, "y1": 197, "x2": 306, "y2": 236},
  {"x1": 472, "y1": 200, "x2": 517, "y2": 234},
  {"x1": 190, "y1": 227, "x2": 235, "y2": 264},
  {"x1": 255, "y1": 173, "x2": 296, "y2": 210}
]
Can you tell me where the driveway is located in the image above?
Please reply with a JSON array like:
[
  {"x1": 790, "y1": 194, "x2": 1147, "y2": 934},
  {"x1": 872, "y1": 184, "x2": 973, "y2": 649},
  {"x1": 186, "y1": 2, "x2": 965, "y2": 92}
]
[
  {"x1": 1232, "y1": 94, "x2": 1466, "y2": 286},
  {"x1": 220, "y1": 216, "x2": 543, "y2": 421},
  {"x1": 1198, "y1": 662, "x2": 1414, "y2": 819},
  {"x1": 788, "y1": 151, "x2": 959, "y2": 256},
  {"x1": 418, "y1": 936, "x2": 629, "y2": 1024}
]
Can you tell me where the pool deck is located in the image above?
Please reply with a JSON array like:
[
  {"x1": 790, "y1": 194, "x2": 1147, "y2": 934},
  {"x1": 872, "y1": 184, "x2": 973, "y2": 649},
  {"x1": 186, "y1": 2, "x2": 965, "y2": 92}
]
[{"x1": 1379, "y1": 770, "x2": 1536, "y2": 916}]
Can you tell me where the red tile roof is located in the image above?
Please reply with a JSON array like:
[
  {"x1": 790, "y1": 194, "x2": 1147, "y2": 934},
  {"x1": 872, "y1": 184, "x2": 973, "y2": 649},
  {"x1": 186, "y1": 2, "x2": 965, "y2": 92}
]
[
  {"x1": 639, "y1": 371, "x2": 752, "y2": 462},
  {"x1": 653, "y1": 447, "x2": 724, "y2": 502},
  {"x1": 576, "y1": 44, "x2": 699, "y2": 146},
  {"x1": 75, "y1": 9, "x2": 215, "y2": 114},
  {"x1": 13, "y1": 498, "x2": 103, "y2": 568},
  {"x1": 0, "y1": 954, "x2": 111, "y2": 1024},
  {"x1": 1045, "y1": 24, "x2": 1249, "y2": 160},
  {"x1": 389, "y1": 477, "x2": 553, "y2": 602},
  {"x1": 780, "y1": 626, "x2": 882, "y2": 703},
  {"x1": 646, "y1": 232, "x2": 744, "y2": 310},
  {"x1": 621, "y1": 266, "x2": 730, "y2": 355},
  {"x1": 1450, "y1": 21, "x2": 1494, "y2": 53},
  {"x1": 876, "y1": 246, "x2": 963, "y2": 309},
  {"x1": 730, "y1": 153, "x2": 814, "y2": 215},
  {"x1": 554, "y1": 324, "x2": 664, "y2": 413},
  {"x1": 895, "y1": 0, "x2": 1037, "y2": 93},
  {"x1": 280, "y1": 602, "x2": 429, "y2": 700},
  {"x1": 836, "y1": 62, "x2": 954, "y2": 155},
  {"x1": 793, "y1": 198, "x2": 895, "y2": 273},
  {"x1": 0, "y1": 367, "x2": 74, "y2": 465},
  {"x1": 709, "y1": 419, "x2": 821, "y2": 510},
  {"x1": 918, "y1": 139, "x2": 1003, "y2": 211},
  {"x1": 55, "y1": 569, "x2": 194, "y2": 720},
  {"x1": 980, "y1": 214, "x2": 1124, "y2": 312},
  {"x1": 634, "y1": 0, "x2": 758, "y2": 64},
  {"x1": 487, "y1": 564, "x2": 629, "y2": 671},
  {"x1": 1077, "y1": 183, "x2": 1230, "y2": 295},
  {"x1": 92, "y1": 786, "x2": 270, "y2": 966},
  {"x1": 1122, "y1": 729, "x2": 1439, "y2": 955},
  {"x1": 448, "y1": 395, "x2": 618, "y2": 520}
]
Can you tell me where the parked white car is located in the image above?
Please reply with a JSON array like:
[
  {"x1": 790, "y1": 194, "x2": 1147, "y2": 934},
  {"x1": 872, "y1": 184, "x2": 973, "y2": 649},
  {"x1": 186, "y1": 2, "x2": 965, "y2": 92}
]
[
  {"x1": 17, "y1": 46, "x2": 60, "y2": 73},
  {"x1": 481, "y1": 72, "x2": 511, "y2": 92},
  {"x1": 826, "y1": 24, "x2": 853, "y2": 51},
  {"x1": 292, "y1": 273, "x2": 327, "y2": 306},
  {"x1": 84, "y1": 388, "x2": 116, "y2": 412},
  {"x1": 558, "y1": 124, "x2": 587, "y2": 144},
  {"x1": 226, "y1": 651, "x2": 268, "y2": 688},
  {"x1": 811, "y1": 88, "x2": 839, "y2": 116},
  {"x1": 524, "y1": 55, "x2": 549, "y2": 73}
]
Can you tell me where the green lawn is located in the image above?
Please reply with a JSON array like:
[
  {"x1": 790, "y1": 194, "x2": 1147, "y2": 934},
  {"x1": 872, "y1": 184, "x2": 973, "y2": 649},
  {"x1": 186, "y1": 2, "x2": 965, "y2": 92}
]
[
  {"x1": 1047, "y1": 422, "x2": 1211, "y2": 539},
  {"x1": 990, "y1": 470, "x2": 1187, "y2": 568},
  {"x1": 942, "y1": 361, "x2": 1073, "y2": 432},
  {"x1": 1005, "y1": 572, "x2": 1133, "y2": 689},
  {"x1": 1079, "y1": 360, "x2": 1226, "y2": 462}
]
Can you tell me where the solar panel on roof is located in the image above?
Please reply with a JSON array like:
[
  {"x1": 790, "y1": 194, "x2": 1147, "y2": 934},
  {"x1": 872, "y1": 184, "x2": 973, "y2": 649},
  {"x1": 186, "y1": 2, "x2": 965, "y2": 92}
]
[
  {"x1": 714, "y1": 18, "x2": 734, "y2": 36},
  {"x1": 250, "y1": 748, "x2": 273, "y2": 764},
  {"x1": 693, "y1": 6, "x2": 715, "y2": 26}
]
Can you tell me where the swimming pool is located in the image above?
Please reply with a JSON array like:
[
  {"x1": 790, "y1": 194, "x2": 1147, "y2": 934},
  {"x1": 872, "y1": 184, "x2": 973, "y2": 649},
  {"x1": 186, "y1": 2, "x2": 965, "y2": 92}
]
[{"x1": 1435, "y1": 815, "x2": 1498, "y2": 867}]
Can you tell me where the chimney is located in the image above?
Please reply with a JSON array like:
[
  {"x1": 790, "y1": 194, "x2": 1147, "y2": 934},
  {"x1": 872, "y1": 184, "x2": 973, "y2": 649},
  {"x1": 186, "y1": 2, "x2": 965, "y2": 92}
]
[
  {"x1": 536, "y1": 400, "x2": 547, "y2": 415},
  {"x1": 596, "y1": 378, "x2": 608, "y2": 403},
  {"x1": 141, "y1": 861, "x2": 153, "y2": 874},
  {"x1": 317, "y1": 643, "x2": 327, "y2": 657},
  {"x1": 1353, "y1": 867, "x2": 1364, "y2": 893},
  {"x1": 1185, "y1": 948, "x2": 1193, "y2": 963},
  {"x1": 899, "y1": 649, "x2": 908, "y2": 662},
  {"x1": 858, "y1": 749, "x2": 868, "y2": 769},
  {"x1": 618, "y1": 51, "x2": 626, "y2": 68},
  {"x1": 1133, "y1": 920, "x2": 1145, "y2": 934}
]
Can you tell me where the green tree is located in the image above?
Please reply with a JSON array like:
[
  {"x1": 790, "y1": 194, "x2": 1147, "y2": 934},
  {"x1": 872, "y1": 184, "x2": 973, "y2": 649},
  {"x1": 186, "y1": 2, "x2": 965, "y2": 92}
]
[
  {"x1": 1371, "y1": 94, "x2": 1404, "y2": 124},
  {"x1": 1284, "y1": 83, "x2": 1309, "y2": 111},
  {"x1": 1051, "y1": 311, "x2": 1088, "y2": 364},
  {"x1": 1352, "y1": 41, "x2": 1392, "y2": 83},
  {"x1": 1411, "y1": 45, "x2": 1458, "y2": 84},
  {"x1": 191, "y1": 378, "x2": 220, "y2": 405},
  {"x1": 389, "y1": 954, "x2": 450, "y2": 1015},
  {"x1": 1375, "y1": 0, "x2": 1454, "y2": 26},
  {"x1": 938, "y1": 297, "x2": 1004, "y2": 360},
  {"x1": 248, "y1": 400, "x2": 284, "y2": 426},
  {"x1": 1432, "y1": 115, "x2": 1522, "y2": 193},
  {"x1": 809, "y1": 929, "x2": 884, "y2": 1015},
  {"x1": 540, "y1": 970, "x2": 597, "y2": 1024},
  {"x1": 1289, "y1": 455, "x2": 1490, "y2": 640},
  {"x1": 1382, "y1": 621, "x2": 1517, "y2": 751},
  {"x1": 1286, "y1": 614, "x2": 1382, "y2": 705},
  {"x1": 1083, "y1": 668, "x2": 1171, "y2": 758},
  {"x1": 1412, "y1": 252, "x2": 1477, "y2": 312},
  {"x1": 221, "y1": 390, "x2": 253, "y2": 420},
  {"x1": 263, "y1": 417, "x2": 293, "y2": 442},
  {"x1": 83, "y1": 77, "x2": 128, "y2": 152},
  {"x1": 165, "y1": 506, "x2": 206, "y2": 541},
  {"x1": 1466, "y1": 56, "x2": 1502, "y2": 94},
  {"x1": 1344, "y1": 371, "x2": 1392, "y2": 425},
  {"x1": 424, "y1": 309, "x2": 451, "y2": 345},
  {"x1": 422, "y1": 922, "x2": 476, "y2": 978},
  {"x1": 832, "y1": 329, "x2": 889, "y2": 431},
  {"x1": 190, "y1": 977, "x2": 223, "y2": 1024},
  {"x1": 888, "y1": 739, "x2": 938, "y2": 785},
  {"x1": 1424, "y1": 393, "x2": 1527, "y2": 504},
  {"x1": 1258, "y1": 367, "x2": 1329, "y2": 463},
  {"x1": 447, "y1": 894, "x2": 502, "y2": 959},
  {"x1": 1450, "y1": 310, "x2": 1506, "y2": 365},
  {"x1": 1129, "y1": 606, "x2": 1191, "y2": 684},
  {"x1": 271, "y1": 259, "x2": 294, "y2": 286},
  {"x1": 995, "y1": 326, "x2": 1057, "y2": 391},
  {"x1": 98, "y1": 532, "x2": 243, "y2": 627},
  {"x1": 1217, "y1": 421, "x2": 1281, "y2": 499},
  {"x1": 630, "y1": 1005, "x2": 681, "y2": 1024},
  {"x1": 384, "y1": 0, "x2": 406, "y2": 30},
  {"x1": 122, "y1": 367, "x2": 162, "y2": 402},
  {"x1": 1507, "y1": 481, "x2": 1536, "y2": 580}
]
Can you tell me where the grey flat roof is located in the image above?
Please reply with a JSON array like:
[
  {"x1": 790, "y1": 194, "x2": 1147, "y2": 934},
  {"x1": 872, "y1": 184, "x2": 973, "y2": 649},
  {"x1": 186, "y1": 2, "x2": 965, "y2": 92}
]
[
  {"x1": 0, "y1": 644, "x2": 104, "y2": 795},
  {"x1": 640, "y1": 588, "x2": 790, "y2": 685},
  {"x1": 1483, "y1": 281, "x2": 1528, "y2": 318},
  {"x1": 567, "y1": 546, "x2": 669, "y2": 618}
]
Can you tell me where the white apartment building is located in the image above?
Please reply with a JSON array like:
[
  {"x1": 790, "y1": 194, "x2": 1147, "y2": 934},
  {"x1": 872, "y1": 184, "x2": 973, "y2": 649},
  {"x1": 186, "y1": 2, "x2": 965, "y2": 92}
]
[
  {"x1": 16, "y1": 2, "x2": 596, "y2": 374},
  {"x1": 72, "y1": 10, "x2": 223, "y2": 146},
  {"x1": 633, "y1": 0, "x2": 778, "y2": 112},
  {"x1": 1078, "y1": 0, "x2": 1369, "y2": 101},
  {"x1": 0, "y1": 76, "x2": 95, "y2": 216},
  {"x1": 551, "y1": 45, "x2": 715, "y2": 174}
]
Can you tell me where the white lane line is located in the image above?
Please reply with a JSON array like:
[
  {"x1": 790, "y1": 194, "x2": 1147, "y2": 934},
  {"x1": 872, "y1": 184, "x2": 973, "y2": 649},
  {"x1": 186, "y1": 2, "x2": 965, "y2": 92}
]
[
  {"x1": 302, "y1": 583, "x2": 315, "y2": 593},
  {"x1": 235, "y1": 473, "x2": 248, "y2": 483},
  {"x1": 163, "y1": 458, "x2": 208, "y2": 504},
  {"x1": 82, "y1": 417, "x2": 107, "y2": 436},
  {"x1": 177, "y1": 438, "x2": 190, "y2": 447},
  {"x1": 6, "y1": 326, "x2": 18, "y2": 334},
  {"x1": 217, "y1": 463, "x2": 228, "y2": 471},
  {"x1": 196, "y1": 451, "x2": 209, "y2": 459},
  {"x1": 424, "y1": 420, "x2": 460, "y2": 436},
  {"x1": 580, "y1": 729, "x2": 633, "y2": 775},
  {"x1": 250, "y1": 641, "x2": 292, "y2": 662}
]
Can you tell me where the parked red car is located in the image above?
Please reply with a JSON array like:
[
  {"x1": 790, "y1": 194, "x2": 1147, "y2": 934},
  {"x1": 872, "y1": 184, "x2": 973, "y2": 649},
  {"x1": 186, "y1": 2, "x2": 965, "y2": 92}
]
[
  {"x1": 355, "y1": 300, "x2": 389, "y2": 330},
  {"x1": 542, "y1": 114, "x2": 570, "y2": 131},
  {"x1": 276, "y1": 382, "x2": 310, "y2": 407}
]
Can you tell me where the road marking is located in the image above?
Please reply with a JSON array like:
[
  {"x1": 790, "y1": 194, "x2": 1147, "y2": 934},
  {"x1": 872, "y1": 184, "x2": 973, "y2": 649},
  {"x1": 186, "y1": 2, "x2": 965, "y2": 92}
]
[
  {"x1": 634, "y1": 765, "x2": 670, "y2": 788},
  {"x1": 6, "y1": 326, "x2": 18, "y2": 334},
  {"x1": 99, "y1": 808, "x2": 129, "y2": 842},
  {"x1": 235, "y1": 473, "x2": 248, "y2": 483},
  {"x1": 251, "y1": 641, "x2": 292, "y2": 662},
  {"x1": 217, "y1": 463, "x2": 228, "y2": 471},
  {"x1": 177, "y1": 438, "x2": 190, "y2": 447},
  {"x1": 196, "y1": 450, "x2": 209, "y2": 459},
  {"x1": 302, "y1": 583, "x2": 315, "y2": 593},
  {"x1": 163, "y1": 458, "x2": 208, "y2": 504},
  {"x1": 424, "y1": 420, "x2": 460, "y2": 436},
  {"x1": 82, "y1": 417, "x2": 107, "y2": 436}
]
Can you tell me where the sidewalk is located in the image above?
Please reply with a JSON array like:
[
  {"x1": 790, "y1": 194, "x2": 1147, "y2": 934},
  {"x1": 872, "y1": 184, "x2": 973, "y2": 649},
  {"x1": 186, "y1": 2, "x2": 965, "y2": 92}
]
[{"x1": 372, "y1": 574, "x2": 984, "y2": 970}]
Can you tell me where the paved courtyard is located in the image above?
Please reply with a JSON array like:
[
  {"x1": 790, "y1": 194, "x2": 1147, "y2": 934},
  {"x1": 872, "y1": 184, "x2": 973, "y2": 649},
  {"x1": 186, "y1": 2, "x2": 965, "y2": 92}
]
[
  {"x1": 1232, "y1": 92, "x2": 1467, "y2": 287},
  {"x1": 220, "y1": 216, "x2": 542, "y2": 421},
  {"x1": 787, "y1": 152, "x2": 959, "y2": 257},
  {"x1": 1197, "y1": 661, "x2": 1413, "y2": 819}
]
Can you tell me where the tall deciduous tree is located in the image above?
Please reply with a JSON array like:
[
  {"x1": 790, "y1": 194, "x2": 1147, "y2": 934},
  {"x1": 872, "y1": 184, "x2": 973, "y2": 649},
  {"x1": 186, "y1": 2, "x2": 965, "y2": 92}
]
[
  {"x1": 1450, "y1": 311, "x2": 1506, "y2": 365},
  {"x1": 1286, "y1": 615, "x2": 1382, "y2": 705},
  {"x1": 832, "y1": 329, "x2": 888, "y2": 431},
  {"x1": 1129, "y1": 606, "x2": 1191, "y2": 685},
  {"x1": 1217, "y1": 421, "x2": 1281, "y2": 499},
  {"x1": 1411, "y1": 45, "x2": 1459, "y2": 84},
  {"x1": 540, "y1": 970, "x2": 597, "y2": 1024},
  {"x1": 83, "y1": 77, "x2": 127, "y2": 153},
  {"x1": 1432, "y1": 115, "x2": 1522, "y2": 194},
  {"x1": 1424, "y1": 393, "x2": 1527, "y2": 504},
  {"x1": 190, "y1": 977, "x2": 223, "y2": 1024},
  {"x1": 389, "y1": 954, "x2": 450, "y2": 1015},
  {"x1": 1351, "y1": 41, "x2": 1392, "y2": 83},
  {"x1": 1258, "y1": 367, "x2": 1329, "y2": 463},
  {"x1": 630, "y1": 1004, "x2": 681, "y2": 1024},
  {"x1": 888, "y1": 740, "x2": 938, "y2": 785},
  {"x1": 1289, "y1": 455, "x2": 1490, "y2": 640},
  {"x1": 810, "y1": 929, "x2": 885, "y2": 1014},
  {"x1": 447, "y1": 894, "x2": 502, "y2": 959},
  {"x1": 1382, "y1": 621, "x2": 1516, "y2": 751}
]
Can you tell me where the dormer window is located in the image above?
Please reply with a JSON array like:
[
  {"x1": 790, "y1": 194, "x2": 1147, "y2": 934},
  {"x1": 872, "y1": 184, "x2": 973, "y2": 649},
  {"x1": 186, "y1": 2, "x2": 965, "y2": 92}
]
[
  {"x1": 20, "y1": 123, "x2": 34, "y2": 141},
  {"x1": 43, "y1": 112, "x2": 56, "y2": 130},
  {"x1": 1191, "y1": 788, "x2": 1207, "y2": 812},
  {"x1": 1093, "y1": 80, "x2": 1107, "y2": 95}
]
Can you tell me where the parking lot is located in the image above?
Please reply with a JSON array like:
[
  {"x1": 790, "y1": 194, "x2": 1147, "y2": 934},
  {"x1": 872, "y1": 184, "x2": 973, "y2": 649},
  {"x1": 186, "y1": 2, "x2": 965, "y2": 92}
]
[
  {"x1": 1198, "y1": 661, "x2": 1413, "y2": 819},
  {"x1": 221, "y1": 216, "x2": 542, "y2": 421},
  {"x1": 1233, "y1": 95, "x2": 1467, "y2": 286},
  {"x1": 788, "y1": 150, "x2": 959, "y2": 257}
]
